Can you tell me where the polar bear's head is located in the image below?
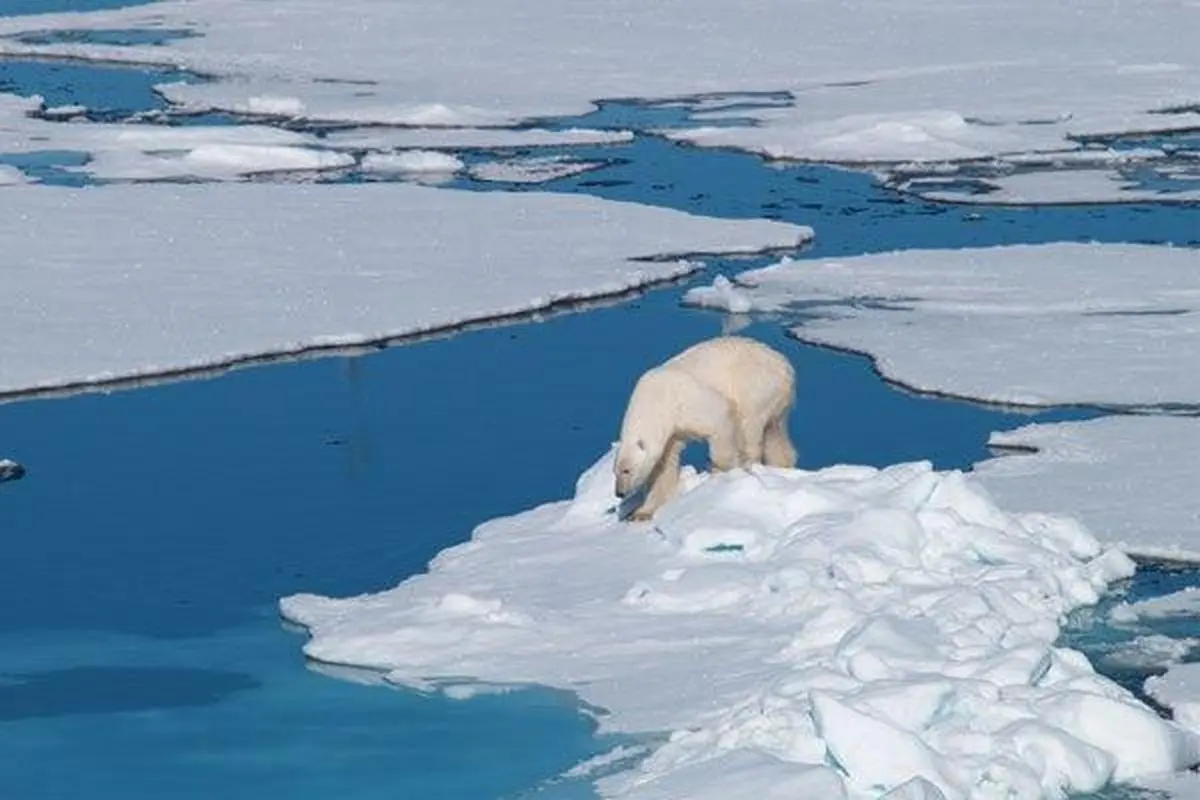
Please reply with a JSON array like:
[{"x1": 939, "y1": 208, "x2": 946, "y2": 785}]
[
  {"x1": 614, "y1": 372, "x2": 673, "y2": 497},
  {"x1": 614, "y1": 436, "x2": 656, "y2": 497}
]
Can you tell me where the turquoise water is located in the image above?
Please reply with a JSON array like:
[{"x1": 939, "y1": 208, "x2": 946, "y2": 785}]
[{"x1": 1, "y1": 24, "x2": 1200, "y2": 800}]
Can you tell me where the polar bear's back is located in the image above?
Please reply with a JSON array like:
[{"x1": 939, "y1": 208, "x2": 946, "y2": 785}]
[{"x1": 661, "y1": 336, "x2": 794, "y2": 410}]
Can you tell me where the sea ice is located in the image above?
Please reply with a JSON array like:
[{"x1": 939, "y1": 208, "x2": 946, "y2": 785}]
[
  {"x1": 0, "y1": 457, "x2": 24, "y2": 482},
  {"x1": 81, "y1": 143, "x2": 354, "y2": 181},
  {"x1": 1147, "y1": 663, "x2": 1200, "y2": 736},
  {"x1": 1111, "y1": 589, "x2": 1200, "y2": 624},
  {"x1": 358, "y1": 150, "x2": 464, "y2": 179},
  {"x1": 322, "y1": 127, "x2": 635, "y2": 151},
  {"x1": 0, "y1": 163, "x2": 25, "y2": 185},
  {"x1": 974, "y1": 416, "x2": 1200, "y2": 560},
  {"x1": 282, "y1": 451, "x2": 1196, "y2": 798},
  {"x1": 903, "y1": 166, "x2": 1200, "y2": 206},
  {"x1": 2, "y1": 93, "x2": 354, "y2": 181},
  {"x1": 467, "y1": 155, "x2": 604, "y2": 185},
  {"x1": 0, "y1": 0, "x2": 1196, "y2": 170},
  {"x1": 684, "y1": 244, "x2": 1200, "y2": 408},
  {"x1": 0, "y1": 183, "x2": 807, "y2": 396}
]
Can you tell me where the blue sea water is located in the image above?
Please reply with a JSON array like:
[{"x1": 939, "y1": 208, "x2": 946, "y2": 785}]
[{"x1": 1, "y1": 22, "x2": 1199, "y2": 800}]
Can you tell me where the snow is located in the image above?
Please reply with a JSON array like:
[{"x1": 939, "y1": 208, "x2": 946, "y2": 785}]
[
  {"x1": 0, "y1": 0, "x2": 1196, "y2": 168},
  {"x1": 973, "y1": 416, "x2": 1200, "y2": 561},
  {"x1": 1111, "y1": 588, "x2": 1200, "y2": 624},
  {"x1": 281, "y1": 450, "x2": 1198, "y2": 799},
  {"x1": 359, "y1": 150, "x2": 464, "y2": 178},
  {"x1": 684, "y1": 244, "x2": 1200, "y2": 408},
  {"x1": 468, "y1": 156, "x2": 604, "y2": 185},
  {"x1": 84, "y1": 143, "x2": 354, "y2": 181},
  {"x1": 1146, "y1": 663, "x2": 1200, "y2": 736},
  {"x1": 904, "y1": 167, "x2": 1200, "y2": 205},
  {"x1": 0, "y1": 163, "x2": 26, "y2": 185},
  {"x1": 0, "y1": 183, "x2": 807, "y2": 396},
  {"x1": 322, "y1": 127, "x2": 635, "y2": 151},
  {"x1": 2, "y1": 94, "x2": 359, "y2": 181}
]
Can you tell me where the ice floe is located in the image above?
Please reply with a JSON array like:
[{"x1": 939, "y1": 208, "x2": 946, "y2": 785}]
[
  {"x1": 0, "y1": 183, "x2": 807, "y2": 396},
  {"x1": 1, "y1": 93, "x2": 353, "y2": 181},
  {"x1": 358, "y1": 150, "x2": 464, "y2": 180},
  {"x1": 0, "y1": 458, "x2": 24, "y2": 482},
  {"x1": 468, "y1": 155, "x2": 604, "y2": 184},
  {"x1": 0, "y1": 163, "x2": 26, "y2": 184},
  {"x1": 685, "y1": 244, "x2": 1200, "y2": 408},
  {"x1": 1147, "y1": 663, "x2": 1200, "y2": 736},
  {"x1": 974, "y1": 416, "x2": 1200, "y2": 561},
  {"x1": 0, "y1": 0, "x2": 1196, "y2": 169},
  {"x1": 282, "y1": 450, "x2": 1198, "y2": 798},
  {"x1": 322, "y1": 126, "x2": 635, "y2": 151}
]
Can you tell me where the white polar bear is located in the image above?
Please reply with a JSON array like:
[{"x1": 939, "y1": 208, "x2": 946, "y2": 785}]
[{"x1": 613, "y1": 336, "x2": 797, "y2": 520}]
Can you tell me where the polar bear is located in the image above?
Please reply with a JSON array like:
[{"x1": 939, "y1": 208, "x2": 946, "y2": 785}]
[{"x1": 614, "y1": 336, "x2": 797, "y2": 520}]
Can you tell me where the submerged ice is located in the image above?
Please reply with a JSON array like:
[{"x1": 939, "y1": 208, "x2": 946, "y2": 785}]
[{"x1": 282, "y1": 451, "x2": 1197, "y2": 799}]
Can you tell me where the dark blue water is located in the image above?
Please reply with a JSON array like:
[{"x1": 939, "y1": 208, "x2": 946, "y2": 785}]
[
  {"x1": 0, "y1": 58, "x2": 194, "y2": 118},
  {"x1": 2, "y1": 36, "x2": 1200, "y2": 800},
  {"x1": 12, "y1": 27, "x2": 195, "y2": 46},
  {"x1": 0, "y1": 0, "x2": 148, "y2": 12}
]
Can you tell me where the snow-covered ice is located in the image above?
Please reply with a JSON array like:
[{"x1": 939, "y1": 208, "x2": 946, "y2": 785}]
[
  {"x1": 901, "y1": 165, "x2": 1200, "y2": 206},
  {"x1": 322, "y1": 127, "x2": 634, "y2": 152},
  {"x1": 281, "y1": 450, "x2": 1199, "y2": 799},
  {"x1": 83, "y1": 143, "x2": 354, "y2": 181},
  {"x1": 358, "y1": 150, "x2": 464, "y2": 178},
  {"x1": 974, "y1": 416, "x2": 1200, "y2": 561},
  {"x1": 2, "y1": 93, "x2": 357, "y2": 181},
  {"x1": 1147, "y1": 663, "x2": 1200, "y2": 736},
  {"x1": 468, "y1": 156, "x2": 604, "y2": 185},
  {"x1": 0, "y1": 183, "x2": 808, "y2": 396},
  {"x1": 1111, "y1": 588, "x2": 1200, "y2": 625},
  {"x1": 0, "y1": 163, "x2": 25, "y2": 185},
  {"x1": 0, "y1": 0, "x2": 1196, "y2": 168},
  {"x1": 685, "y1": 244, "x2": 1200, "y2": 408}
]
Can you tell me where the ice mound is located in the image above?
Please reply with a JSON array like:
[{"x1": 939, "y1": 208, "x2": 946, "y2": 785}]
[
  {"x1": 360, "y1": 150, "x2": 465, "y2": 176},
  {"x1": 281, "y1": 452, "x2": 1198, "y2": 798}
]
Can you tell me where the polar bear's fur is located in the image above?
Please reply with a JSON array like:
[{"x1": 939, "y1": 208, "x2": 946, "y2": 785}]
[{"x1": 614, "y1": 336, "x2": 797, "y2": 520}]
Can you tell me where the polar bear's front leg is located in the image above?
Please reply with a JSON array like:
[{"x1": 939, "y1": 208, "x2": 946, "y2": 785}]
[
  {"x1": 631, "y1": 437, "x2": 685, "y2": 520},
  {"x1": 706, "y1": 416, "x2": 743, "y2": 472}
]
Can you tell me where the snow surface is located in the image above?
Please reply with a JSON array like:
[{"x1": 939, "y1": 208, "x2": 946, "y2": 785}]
[
  {"x1": 322, "y1": 127, "x2": 635, "y2": 151},
  {"x1": 684, "y1": 244, "x2": 1200, "y2": 408},
  {"x1": 2, "y1": 93, "x2": 357, "y2": 181},
  {"x1": 0, "y1": 184, "x2": 807, "y2": 396},
  {"x1": 0, "y1": 163, "x2": 25, "y2": 185},
  {"x1": 0, "y1": 0, "x2": 1196, "y2": 167},
  {"x1": 281, "y1": 450, "x2": 1199, "y2": 799},
  {"x1": 468, "y1": 156, "x2": 604, "y2": 185},
  {"x1": 904, "y1": 167, "x2": 1200, "y2": 205},
  {"x1": 1147, "y1": 663, "x2": 1200, "y2": 736},
  {"x1": 974, "y1": 416, "x2": 1200, "y2": 561},
  {"x1": 1111, "y1": 588, "x2": 1200, "y2": 624},
  {"x1": 359, "y1": 150, "x2": 464, "y2": 177},
  {"x1": 84, "y1": 143, "x2": 353, "y2": 181}
]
